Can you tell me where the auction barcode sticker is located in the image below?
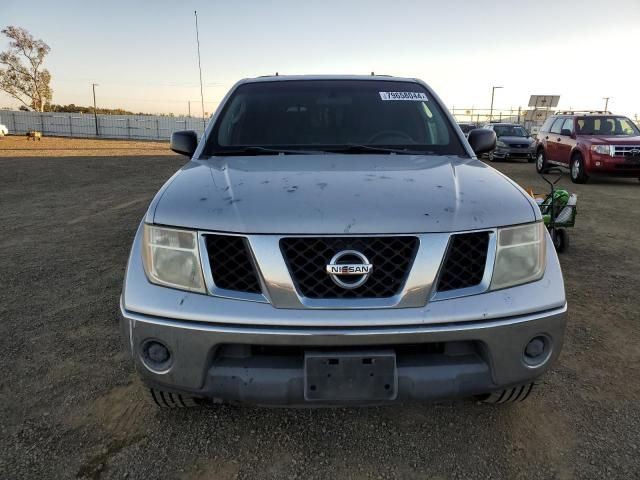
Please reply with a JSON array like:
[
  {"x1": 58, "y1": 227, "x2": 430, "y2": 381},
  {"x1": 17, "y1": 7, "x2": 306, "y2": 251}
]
[{"x1": 379, "y1": 91, "x2": 428, "y2": 101}]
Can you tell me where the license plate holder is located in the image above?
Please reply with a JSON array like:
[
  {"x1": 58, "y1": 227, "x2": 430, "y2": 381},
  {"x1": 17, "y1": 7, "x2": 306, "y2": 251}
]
[{"x1": 304, "y1": 350, "x2": 397, "y2": 401}]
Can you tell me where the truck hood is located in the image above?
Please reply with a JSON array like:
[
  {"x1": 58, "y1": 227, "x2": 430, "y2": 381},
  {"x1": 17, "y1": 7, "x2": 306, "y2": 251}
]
[
  {"x1": 498, "y1": 135, "x2": 534, "y2": 145},
  {"x1": 151, "y1": 154, "x2": 538, "y2": 234},
  {"x1": 581, "y1": 135, "x2": 640, "y2": 144}
]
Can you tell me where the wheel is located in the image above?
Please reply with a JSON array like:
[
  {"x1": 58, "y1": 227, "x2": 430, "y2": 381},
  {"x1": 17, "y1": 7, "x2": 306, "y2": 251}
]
[
  {"x1": 476, "y1": 383, "x2": 535, "y2": 404},
  {"x1": 570, "y1": 154, "x2": 589, "y2": 184},
  {"x1": 487, "y1": 151, "x2": 496, "y2": 162},
  {"x1": 146, "y1": 387, "x2": 201, "y2": 408},
  {"x1": 535, "y1": 150, "x2": 548, "y2": 173},
  {"x1": 550, "y1": 228, "x2": 569, "y2": 253}
]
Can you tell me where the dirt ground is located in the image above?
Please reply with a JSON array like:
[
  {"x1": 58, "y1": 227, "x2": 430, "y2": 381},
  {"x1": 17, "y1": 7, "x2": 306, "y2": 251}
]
[
  {"x1": 0, "y1": 135, "x2": 173, "y2": 157},
  {"x1": 0, "y1": 137, "x2": 638, "y2": 479}
]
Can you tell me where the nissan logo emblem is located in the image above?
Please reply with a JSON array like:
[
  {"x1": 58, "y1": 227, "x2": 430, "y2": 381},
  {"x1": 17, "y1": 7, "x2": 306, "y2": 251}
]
[{"x1": 325, "y1": 250, "x2": 373, "y2": 289}]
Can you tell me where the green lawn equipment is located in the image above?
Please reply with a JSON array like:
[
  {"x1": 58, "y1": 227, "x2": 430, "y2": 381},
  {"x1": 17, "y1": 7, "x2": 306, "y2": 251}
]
[{"x1": 528, "y1": 168, "x2": 577, "y2": 253}]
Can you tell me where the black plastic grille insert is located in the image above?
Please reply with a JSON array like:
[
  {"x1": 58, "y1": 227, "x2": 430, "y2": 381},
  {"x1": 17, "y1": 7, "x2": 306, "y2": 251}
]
[
  {"x1": 280, "y1": 237, "x2": 418, "y2": 299},
  {"x1": 437, "y1": 232, "x2": 490, "y2": 292},
  {"x1": 205, "y1": 235, "x2": 261, "y2": 294}
]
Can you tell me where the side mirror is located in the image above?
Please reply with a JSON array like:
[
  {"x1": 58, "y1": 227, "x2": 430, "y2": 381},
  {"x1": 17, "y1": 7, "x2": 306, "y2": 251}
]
[
  {"x1": 467, "y1": 128, "x2": 496, "y2": 156},
  {"x1": 170, "y1": 130, "x2": 198, "y2": 156},
  {"x1": 560, "y1": 128, "x2": 572, "y2": 137}
]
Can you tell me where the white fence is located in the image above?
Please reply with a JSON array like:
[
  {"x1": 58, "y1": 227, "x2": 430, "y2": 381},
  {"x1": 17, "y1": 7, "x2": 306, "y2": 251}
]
[{"x1": 0, "y1": 110, "x2": 207, "y2": 140}]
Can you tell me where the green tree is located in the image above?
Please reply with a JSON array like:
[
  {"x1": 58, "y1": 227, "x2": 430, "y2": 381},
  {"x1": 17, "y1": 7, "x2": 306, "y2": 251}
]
[{"x1": 0, "y1": 26, "x2": 52, "y2": 112}]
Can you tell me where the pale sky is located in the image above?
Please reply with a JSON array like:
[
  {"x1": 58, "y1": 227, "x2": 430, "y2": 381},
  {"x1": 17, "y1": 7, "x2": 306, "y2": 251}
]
[{"x1": 1, "y1": 0, "x2": 639, "y2": 118}]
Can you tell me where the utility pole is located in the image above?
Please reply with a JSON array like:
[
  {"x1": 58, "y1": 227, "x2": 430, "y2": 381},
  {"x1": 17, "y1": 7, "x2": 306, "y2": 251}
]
[
  {"x1": 603, "y1": 97, "x2": 611, "y2": 112},
  {"x1": 92, "y1": 83, "x2": 99, "y2": 136},
  {"x1": 489, "y1": 86, "x2": 503, "y2": 123},
  {"x1": 188, "y1": 100, "x2": 191, "y2": 117}
]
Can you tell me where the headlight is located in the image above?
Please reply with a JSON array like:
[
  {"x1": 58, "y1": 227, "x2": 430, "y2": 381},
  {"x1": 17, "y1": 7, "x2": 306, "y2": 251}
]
[
  {"x1": 496, "y1": 140, "x2": 508, "y2": 148},
  {"x1": 590, "y1": 144, "x2": 612, "y2": 155},
  {"x1": 490, "y1": 222, "x2": 546, "y2": 290},
  {"x1": 142, "y1": 224, "x2": 206, "y2": 293}
]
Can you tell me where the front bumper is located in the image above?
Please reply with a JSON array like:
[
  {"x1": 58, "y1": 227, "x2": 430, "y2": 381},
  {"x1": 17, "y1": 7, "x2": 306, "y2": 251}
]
[
  {"x1": 120, "y1": 222, "x2": 566, "y2": 406},
  {"x1": 121, "y1": 224, "x2": 566, "y2": 405},
  {"x1": 120, "y1": 301, "x2": 566, "y2": 406},
  {"x1": 588, "y1": 154, "x2": 640, "y2": 176},
  {"x1": 493, "y1": 146, "x2": 535, "y2": 159}
]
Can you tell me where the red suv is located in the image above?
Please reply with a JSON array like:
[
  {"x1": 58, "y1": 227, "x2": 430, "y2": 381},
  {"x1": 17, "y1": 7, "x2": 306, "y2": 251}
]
[{"x1": 535, "y1": 111, "x2": 640, "y2": 183}]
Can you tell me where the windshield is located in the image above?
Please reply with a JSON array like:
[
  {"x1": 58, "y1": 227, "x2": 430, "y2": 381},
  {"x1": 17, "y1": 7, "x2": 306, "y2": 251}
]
[
  {"x1": 204, "y1": 80, "x2": 465, "y2": 156},
  {"x1": 576, "y1": 116, "x2": 640, "y2": 136},
  {"x1": 493, "y1": 125, "x2": 528, "y2": 137}
]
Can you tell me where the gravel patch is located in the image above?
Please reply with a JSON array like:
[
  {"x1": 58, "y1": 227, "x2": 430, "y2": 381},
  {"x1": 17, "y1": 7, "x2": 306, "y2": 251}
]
[{"x1": 0, "y1": 141, "x2": 638, "y2": 479}]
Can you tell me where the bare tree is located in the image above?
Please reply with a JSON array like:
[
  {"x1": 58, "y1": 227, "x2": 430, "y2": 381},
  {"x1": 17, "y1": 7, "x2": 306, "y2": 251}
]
[{"x1": 0, "y1": 26, "x2": 52, "y2": 112}]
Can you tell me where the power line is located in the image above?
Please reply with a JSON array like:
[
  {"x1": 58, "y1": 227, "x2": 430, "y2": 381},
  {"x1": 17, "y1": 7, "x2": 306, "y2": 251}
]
[
  {"x1": 67, "y1": 95, "x2": 220, "y2": 105},
  {"x1": 194, "y1": 10, "x2": 206, "y2": 133},
  {"x1": 53, "y1": 78, "x2": 226, "y2": 88}
]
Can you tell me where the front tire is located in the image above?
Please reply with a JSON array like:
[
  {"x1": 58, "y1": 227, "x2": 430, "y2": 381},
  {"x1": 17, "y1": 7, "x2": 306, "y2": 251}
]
[
  {"x1": 146, "y1": 387, "x2": 201, "y2": 408},
  {"x1": 535, "y1": 150, "x2": 548, "y2": 173},
  {"x1": 570, "y1": 154, "x2": 589, "y2": 184},
  {"x1": 550, "y1": 228, "x2": 569, "y2": 253},
  {"x1": 487, "y1": 151, "x2": 496, "y2": 162},
  {"x1": 477, "y1": 383, "x2": 535, "y2": 404}
]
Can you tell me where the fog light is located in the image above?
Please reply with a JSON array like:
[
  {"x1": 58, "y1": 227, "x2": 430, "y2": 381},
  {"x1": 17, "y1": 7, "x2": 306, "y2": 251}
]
[
  {"x1": 595, "y1": 161, "x2": 602, "y2": 167},
  {"x1": 525, "y1": 338, "x2": 545, "y2": 358},
  {"x1": 523, "y1": 335, "x2": 551, "y2": 367},
  {"x1": 148, "y1": 341, "x2": 169, "y2": 362},
  {"x1": 142, "y1": 340, "x2": 172, "y2": 371}
]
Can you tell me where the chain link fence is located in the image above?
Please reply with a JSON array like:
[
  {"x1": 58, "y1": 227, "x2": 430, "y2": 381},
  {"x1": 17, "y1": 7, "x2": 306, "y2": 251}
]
[
  {"x1": 3, "y1": 108, "x2": 637, "y2": 141},
  {"x1": 449, "y1": 107, "x2": 549, "y2": 132},
  {"x1": 0, "y1": 110, "x2": 207, "y2": 140},
  {"x1": 450, "y1": 107, "x2": 526, "y2": 125}
]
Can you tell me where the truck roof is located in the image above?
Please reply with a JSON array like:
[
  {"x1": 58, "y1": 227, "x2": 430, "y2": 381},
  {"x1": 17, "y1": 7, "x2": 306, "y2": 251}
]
[
  {"x1": 554, "y1": 110, "x2": 612, "y2": 116},
  {"x1": 240, "y1": 74, "x2": 420, "y2": 84}
]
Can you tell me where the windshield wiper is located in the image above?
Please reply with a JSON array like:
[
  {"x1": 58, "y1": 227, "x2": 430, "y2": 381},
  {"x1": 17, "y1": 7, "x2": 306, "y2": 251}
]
[
  {"x1": 208, "y1": 145, "x2": 438, "y2": 156},
  {"x1": 328, "y1": 144, "x2": 436, "y2": 155},
  {"x1": 209, "y1": 146, "x2": 322, "y2": 156}
]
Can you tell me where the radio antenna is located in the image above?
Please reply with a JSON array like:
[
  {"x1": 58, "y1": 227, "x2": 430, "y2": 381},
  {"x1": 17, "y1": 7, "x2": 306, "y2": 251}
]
[{"x1": 194, "y1": 10, "x2": 206, "y2": 134}]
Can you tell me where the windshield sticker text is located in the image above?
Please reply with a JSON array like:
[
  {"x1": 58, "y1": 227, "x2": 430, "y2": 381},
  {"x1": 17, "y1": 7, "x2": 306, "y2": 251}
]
[{"x1": 379, "y1": 91, "x2": 428, "y2": 101}]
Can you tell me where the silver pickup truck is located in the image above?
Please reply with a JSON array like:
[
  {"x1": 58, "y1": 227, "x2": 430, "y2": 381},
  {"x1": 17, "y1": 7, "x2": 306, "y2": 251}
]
[{"x1": 120, "y1": 75, "x2": 566, "y2": 408}]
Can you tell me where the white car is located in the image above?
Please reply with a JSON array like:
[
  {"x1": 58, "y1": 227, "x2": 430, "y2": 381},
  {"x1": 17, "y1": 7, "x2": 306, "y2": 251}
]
[{"x1": 0, "y1": 124, "x2": 8, "y2": 136}]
